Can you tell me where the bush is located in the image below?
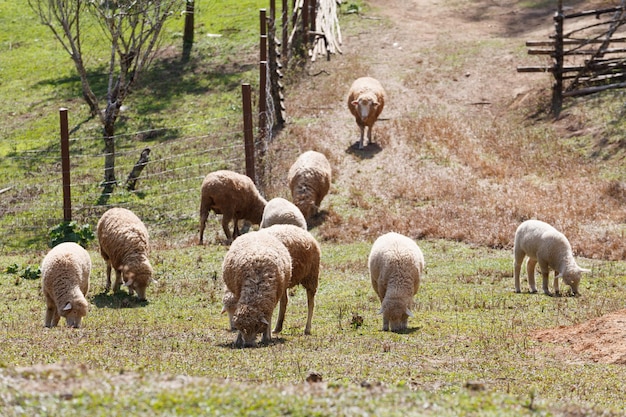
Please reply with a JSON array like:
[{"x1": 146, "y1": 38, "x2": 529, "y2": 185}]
[{"x1": 49, "y1": 221, "x2": 95, "y2": 248}]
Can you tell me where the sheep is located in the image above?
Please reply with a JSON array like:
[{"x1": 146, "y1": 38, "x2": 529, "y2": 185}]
[
  {"x1": 287, "y1": 151, "x2": 332, "y2": 221},
  {"x1": 259, "y1": 224, "x2": 321, "y2": 335},
  {"x1": 222, "y1": 231, "x2": 291, "y2": 347},
  {"x1": 347, "y1": 77, "x2": 386, "y2": 149},
  {"x1": 199, "y1": 170, "x2": 267, "y2": 244},
  {"x1": 513, "y1": 219, "x2": 590, "y2": 296},
  {"x1": 260, "y1": 197, "x2": 307, "y2": 230},
  {"x1": 368, "y1": 232, "x2": 424, "y2": 332},
  {"x1": 41, "y1": 242, "x2": 91, "y2": 328},
  {"x1": 97, "y1": 207, "x2": 154, "y2": 301}
]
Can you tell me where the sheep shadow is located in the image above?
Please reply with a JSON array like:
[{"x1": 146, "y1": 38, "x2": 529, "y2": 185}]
[
  {"x1": 91, "y1": 291, "x2": 150, "y2": 309},
  {"x1": 345, "y1": 142, "x2": 382, "y2": 159},
  {"x1": 307, "y1": 210, "x2": 329, "y2": 229},
  {"x1": 217, "y1": 336, "x2": 287, "y2": 349}
]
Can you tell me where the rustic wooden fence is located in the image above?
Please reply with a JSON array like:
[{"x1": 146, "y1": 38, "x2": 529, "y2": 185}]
[{"x1": 518, "y1": 0, "x2": 626, "y2": 115}]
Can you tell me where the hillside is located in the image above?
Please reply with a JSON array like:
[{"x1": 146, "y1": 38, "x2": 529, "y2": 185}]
[{"x1": 266, "y1": 0, "x2": 625, "y2": 261}]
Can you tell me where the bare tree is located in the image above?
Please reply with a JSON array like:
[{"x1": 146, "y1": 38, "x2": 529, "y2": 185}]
[{"x1": 28, "y1": 0, "x2": 184, "y2": 194}]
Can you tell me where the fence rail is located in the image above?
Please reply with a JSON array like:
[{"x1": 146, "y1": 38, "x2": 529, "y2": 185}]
[{"x1": 518, "y1": 0, "x2": 626, "y2": 114}]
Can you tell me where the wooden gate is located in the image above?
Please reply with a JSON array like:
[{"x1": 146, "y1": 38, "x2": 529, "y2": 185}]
[{"x1": 518, "y1": 0, "x2": 626, "y2": 115}]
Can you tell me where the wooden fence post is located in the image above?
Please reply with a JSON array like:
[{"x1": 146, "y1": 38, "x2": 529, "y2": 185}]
[
  {"x1": 282, "y1": 0, "x2": 288, "y2": 65},
  {"x1": 59, "y1": 108, "x2": 71, "y2": 222},
  {"x1": 182, "y1": 0, "x2": 195, "y2": 61},
  {"x1": 552, "y1": 0, "x2": 564, "y2": 116},
  {"x1": 242, "y1": 84, "x2": 256, "y2": 182}
]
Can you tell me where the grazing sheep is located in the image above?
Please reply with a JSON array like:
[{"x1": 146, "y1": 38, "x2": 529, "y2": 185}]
[
  {"x1": 368, "y1": 232, "x2": 424, "y2": 332},
  {"x1": 513, "y1": 220, "x2": 590, "y2": 296},
  {"x1": 260, "y1": 197, "x2": 307, "y2": 230},
  {"x1": 347, "y1": 77, "x2": 386, "y2": 149},
  {"x1": 41, "y1": 242, "x2": 91, "y2": 328},
  {"x1": 287, "y1": 151, "x2": 332, "y2": 221},
  {"x1": 222, "y1": 231, "x2": 291, "y2": 347},
  {"x1": 97, "y1": 207, "x2": 154, "y2": 301},
  {"x1": 199, "y1": 170, "x2": 267, "y2": 244},
  {"x1": 260, "y1": 224, "x2": 321, "y2": 335}
]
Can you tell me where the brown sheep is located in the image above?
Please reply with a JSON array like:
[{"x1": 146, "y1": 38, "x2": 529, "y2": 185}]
[
  {"x1": 287, "y1": 151, "x2": 331, "y2": 221},
  {"x1": 347, "y1": 77, "x2": 386, "y2": 149},
  {"x1": 199, "y1": 170, "x2": 267, "y2": 244}
]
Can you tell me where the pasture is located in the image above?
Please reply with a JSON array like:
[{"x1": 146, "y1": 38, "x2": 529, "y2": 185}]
[{"x1": 1, "y1": 0, "x2": 626, "y2": 415}]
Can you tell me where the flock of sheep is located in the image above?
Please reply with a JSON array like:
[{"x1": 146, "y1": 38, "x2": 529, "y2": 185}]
[{"x1": 40, "y1": 77, "x2": 590, "y2": 348}]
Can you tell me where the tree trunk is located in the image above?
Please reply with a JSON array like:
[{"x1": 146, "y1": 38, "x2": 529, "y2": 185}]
[{"x1": 103, "y1": 121, "x2": 116, "y2": 194}]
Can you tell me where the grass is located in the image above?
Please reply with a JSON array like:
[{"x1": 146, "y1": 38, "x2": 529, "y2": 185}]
[{"x1": 1, "y1": 0, "x2": 626, "y2": 415}]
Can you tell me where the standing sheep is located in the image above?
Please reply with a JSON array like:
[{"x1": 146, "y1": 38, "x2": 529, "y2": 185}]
[
  {"x1": 347, "y1": 77, "x2": 386, "y2": 149},
  {"x1": 41, "y1": 242, "x2": 91, "y2": 328},
  {"x1": 260, "y1": 224, "x2": 321, "y2": 335},
  {"x1": 260, "y1": 197, "x2": 307, "y2": 230},
  {"x1": 513, "y1": 219, "x2": 590, "y2": 296},
  {"x1": 368, "y1": 232, "x2": 424, "y2": 332},
  {"x1": 287, "y1": 151, "x2": 332, "y2": 221},
  {"x1": 199, "y1": 170, "x2": 267, "y2": 244},
  {"x1": 222, "y1": 231, "x2": 291, "y2": 347},
  {"x1": 97, "y1": 207, "x2": 154, "y2": 301}
]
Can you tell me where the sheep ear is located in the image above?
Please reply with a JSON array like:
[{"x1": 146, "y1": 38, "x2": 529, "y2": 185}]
[
  {"x1": 406, "y1": 308, "x2": 414, "y2": 318},
  {"x1": 260, "y1": 317, "x2": 269, "y2": 325},
  {"x1": 377, "y1": 307, "x2": 383, "y2": 315},
  {"x1": 151, "y1": 278, "x2": 158, "y2": 284},
  {"x1": 351, "y1": 100, "x2": 359, "y2": 107},
  {"x1": 124, "y1": 278, "x2": 134, "y2": 287},
  {"x1": 220, "y1": 306, "x2": 227, "y2": 314},
  {"x1": 63, "y1": 302, "x2": 72, "y2": 311},
  {"x1": 579, "y1": 267, "x2": 591, "y2": 273}
]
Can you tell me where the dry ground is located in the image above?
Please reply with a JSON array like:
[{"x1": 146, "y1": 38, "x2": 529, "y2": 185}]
[{"x1": 269, "y1": 0, "x2": 626, "y2": 364}]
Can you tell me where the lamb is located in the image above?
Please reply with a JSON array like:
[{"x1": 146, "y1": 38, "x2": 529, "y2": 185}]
[
  {"x1": 260, "y1": 197, "x2": 307, "y2": 230},
  {"x1": 260, "y1": 224, "x2": 321, "y2": 335},
  {"x1": 368, "y1": 232, "x2": 424, "y2": 332},
  {"x1": 347, "y1": 77, "x2": 386, "y2": 149},
  {"x1": 97, "y1": 207, "x2": 154, "y2": 301},
  {"x1": 222, "y1": 231, "x2": 291, "y2": 347},
  {"x1": 199, "y1": 170, "x2": 267, "y2": 244},
  {"x1": 41, "y1": 242, "x2": 91, "y2": 328},
  {"x1": 513, "y1": 219, "x2": 590, "y2": 296},
  {"x1": 287, "y1": 151, "x2": 332, "y2": 221}
]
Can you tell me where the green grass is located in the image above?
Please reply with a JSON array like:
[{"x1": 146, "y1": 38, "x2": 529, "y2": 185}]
[{"x1": 2, "y1": 0, "x2": 626, "y2": 415}]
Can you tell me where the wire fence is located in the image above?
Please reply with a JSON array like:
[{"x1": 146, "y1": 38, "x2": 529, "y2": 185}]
[{"x1": 0, "y1": 109, "x2": 265, "y2": 254}]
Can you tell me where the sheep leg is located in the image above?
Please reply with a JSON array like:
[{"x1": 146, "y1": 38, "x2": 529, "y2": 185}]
[
  {"x1": 526, "y1": 258, "x2": 538, "y2": 293},
  {"x1": 382, "y1": 316, "x2": 390, "y2": 332},
  {"x1": 367, "y1": 126, "x2": 373, "y2": 146},
  {"x1": 538, "y1": 261, "x2": 552, "y2": 296},
  {"x1": 553, "y1": 273, "x2": 561, "y2": 296},
  {"x1": 113, "y1": 269, "x2": 123, "y2": 293},
  {"x1": 221, "y1": 215, "x2": 233, "y2": 241},
  {"x1": 105, "y1": 263, "x2": 113, "y2": 293},
  {"x1": 44, "y1": 295, "x2": 57, "y2": 327},
  {"x1": 233, "y1": 218, "x2": 241, "y2": 238},
  {"x1": 513, "y1": 255, "x2": 524, "y2": 293},
  {"x1": 261, "y1": 312, "x2": 273, "y2": 345},
  {"x1": 273, "y1": 291, "x2": 288, "y2": 334},
  {"x1": 199, "y1": 211, "x2": 209, "y2": 245},
  {"x1": 235, "y1": 332, "x2": 245, "y2": 348},
  {"x1": 304, "y1": 289, "x2": 315, "y2": 335},
  {"x1": 358, "y1": 125, "x2": 365, "y2": 149}
]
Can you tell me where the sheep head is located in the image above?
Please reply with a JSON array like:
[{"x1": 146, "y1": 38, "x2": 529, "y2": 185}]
[{"x1": 352, "y1": 93, "x2": 380, "y2": 121}]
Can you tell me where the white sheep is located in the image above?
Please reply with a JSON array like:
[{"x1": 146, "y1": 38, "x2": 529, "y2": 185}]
[
  {"x1": 199, "y1": 170, "x2": 267, "y2": 244},
  {"x1": 41, "y1": 242, "x2": 91, "y2": 328},
  {"x1": 368, "y1": 232, "x2": 424, "y2": 332},
  {"x1": 260, "y1": 197, "x2": 307, "y2": 230},
  {"x1": 222, "y1": 231, "x2": 291, "y2": 347},
  {"x1": 287, "y1": 151, "x2": 332, "y2": 221},
  {"x1": 260, "y1": 224, "x2": 321, "y2": 335},
  {"x1": 347, "y1": 77, "x2": 386, "y2": 149},
  {"x1": 97, "y1": 207, "x2": 154, "y2": 301},
  {"x1": 513, "y1": 219, "x2": 590, "y2": 296}
]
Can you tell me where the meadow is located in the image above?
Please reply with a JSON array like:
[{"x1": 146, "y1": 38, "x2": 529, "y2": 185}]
[{"x1": 1, "y1": 0, "x2": 626, "y2": 416}]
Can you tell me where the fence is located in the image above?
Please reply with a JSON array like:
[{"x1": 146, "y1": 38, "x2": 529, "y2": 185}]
[
  {"x1": 518, "y1": 0, "x2": 626, "y2": 115},
  {"x1": 0, "y1": 0, "x2": 342, "y2": 255}
]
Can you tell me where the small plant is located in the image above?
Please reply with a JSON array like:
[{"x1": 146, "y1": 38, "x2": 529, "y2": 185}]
[
  {"x1": 5, "y1": 263, "x2": 40, "y2": 282},
  {"x1": 49, "y1": 221, "x2": 95, "y2": 248}
]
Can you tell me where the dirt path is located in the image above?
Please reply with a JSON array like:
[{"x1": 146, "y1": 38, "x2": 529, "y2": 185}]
[{"x1": 275, "y1": 0, "x2": 626, "y2": 366}]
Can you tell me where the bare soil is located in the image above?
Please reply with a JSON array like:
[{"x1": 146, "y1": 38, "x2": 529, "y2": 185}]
[{"x1": 273, "y1": 0, "x2": 626, "y2": 365}]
